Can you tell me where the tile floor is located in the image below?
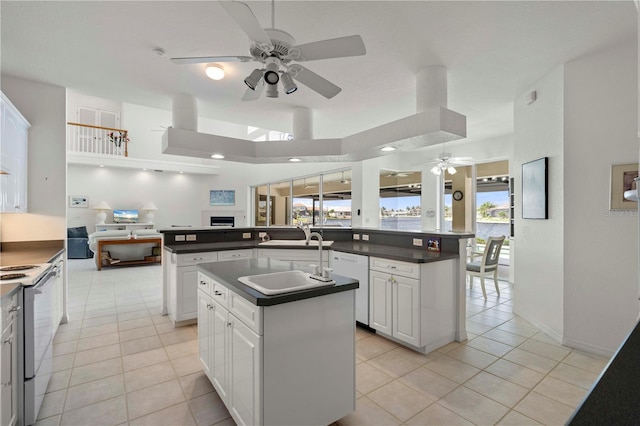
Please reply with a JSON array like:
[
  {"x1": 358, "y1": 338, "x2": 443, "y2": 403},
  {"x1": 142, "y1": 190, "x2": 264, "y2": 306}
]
[{"x1": 35, "y1": 260, "x2": 609, "y2": 425}]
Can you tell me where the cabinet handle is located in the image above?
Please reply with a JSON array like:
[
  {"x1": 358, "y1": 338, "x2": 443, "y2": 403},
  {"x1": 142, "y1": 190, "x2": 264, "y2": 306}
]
[
  {"x1": 387, "y1": 265, "x2": 397, "y2": 269},
  {"x1": 9, "y1": 306, "x2": 21, "y2": 312},
  {"x1": 3, "y1": 338, "x2": 12, "y2": 344},
  {"x1": 206, "y1": 304, "x2": 213, "y2": 310},
  {"x1": 226, "y1": 322, "x2": 232, "y2": 327},
  {"x1": 214, "y1": 291, "x2": 223, "y2": 296},
  {"x1": 199, "y1": 281, "x2": 207, "y2": 286}
]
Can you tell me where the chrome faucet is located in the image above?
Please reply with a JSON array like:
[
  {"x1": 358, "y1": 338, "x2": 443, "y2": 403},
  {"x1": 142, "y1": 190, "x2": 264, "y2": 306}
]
[
  {"x1": 305, "y1": 229, "x2": 333, "y2": 281},
  {"x1": 298, "y1": 223, "x2": 311, "y2": 242}
]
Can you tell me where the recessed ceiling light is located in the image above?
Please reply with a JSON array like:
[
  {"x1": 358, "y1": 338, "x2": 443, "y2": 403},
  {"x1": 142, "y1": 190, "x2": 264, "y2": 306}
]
[
  {"x1": 179, "y1": 171, "x2": 184, "y2": 174},
  {"x1": 99, "y1": 165, "x2": 105, "y2": 168},
  {"x1": 289, "y1": 158, "x2": 301, "y2": 162},
  {"x1": 205, "y1": 64, "x2": 225, "y2": 81},
  {"x1": 381, "y1": 146, "x2": 395, "y2": 152},
  {"x1": 211, "y1": 154, "x2": 225, "y2": 159}
]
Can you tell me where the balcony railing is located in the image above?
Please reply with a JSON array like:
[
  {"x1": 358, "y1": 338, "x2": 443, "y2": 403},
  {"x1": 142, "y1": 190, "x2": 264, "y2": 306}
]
[{"x1": 67, "y1": 122, "x2": 129, "y2": 157}]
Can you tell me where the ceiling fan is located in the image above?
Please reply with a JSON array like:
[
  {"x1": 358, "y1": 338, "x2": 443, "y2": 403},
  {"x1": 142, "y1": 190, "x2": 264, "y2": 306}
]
[
  {"x1": 385, "y1": 170, "x2": 415, "y2": 178},
  {"x1": 171, "y1": 0, "x2": 366, "y2": 100},
  {"x1": 414, "y1": 143, "x2": 474, "y2": 175}
]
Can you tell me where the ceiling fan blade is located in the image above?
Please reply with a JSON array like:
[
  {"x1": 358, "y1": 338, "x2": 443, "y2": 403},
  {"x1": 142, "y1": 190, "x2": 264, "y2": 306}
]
[
  {"x1": 219, "y1": 1, "x2": 272, "y2": 48},
  {"x1": 242, "y1": 80, "x2": 264, "y2": 101},
  {"x1": 171, "y1": 56, "x2": 252, "y2": 65},
  {"x1": 289, "y1": 35, "x2": 366, "y2": 61},
  {"x1": 288, "y1": 65, "x2": 341, "y2": 99}
]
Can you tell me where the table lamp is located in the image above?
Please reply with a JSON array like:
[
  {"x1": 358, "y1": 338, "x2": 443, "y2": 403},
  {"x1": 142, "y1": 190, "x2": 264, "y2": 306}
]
[
  {"x1": 141, "y1": 202, "x2": 158, "y2": 223},
  {"x1": 92, "y1": 200, "x2": 111, "y2": 224}
]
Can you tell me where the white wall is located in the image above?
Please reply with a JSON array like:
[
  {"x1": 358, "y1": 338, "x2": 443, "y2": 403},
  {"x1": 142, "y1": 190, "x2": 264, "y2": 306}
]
[
  {"x1": 563, "y1": 39, "x2": 639, "y2": 355},
  {"x1": 1, "y1": 75, "x2": 66, "y2": 242},
  {"x1": 513, "y1": 66, "x2": 566, "y2": 342}
]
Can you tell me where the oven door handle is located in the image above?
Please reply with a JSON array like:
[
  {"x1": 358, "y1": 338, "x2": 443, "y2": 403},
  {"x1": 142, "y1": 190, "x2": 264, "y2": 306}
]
[{"x1": 33, "y1": 270, "x2": 56, "y2": 292}]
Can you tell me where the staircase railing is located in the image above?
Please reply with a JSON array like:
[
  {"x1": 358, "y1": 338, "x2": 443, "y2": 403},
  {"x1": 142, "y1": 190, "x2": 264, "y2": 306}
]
[{"x1": 67, "y1": 122, "x2": 129, "y2": 157}]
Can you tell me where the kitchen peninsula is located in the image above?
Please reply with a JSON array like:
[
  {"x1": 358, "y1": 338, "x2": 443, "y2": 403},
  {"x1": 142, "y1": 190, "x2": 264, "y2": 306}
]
[{"x1": 161, "y1": 226, "x2": 474, "y2": 354}]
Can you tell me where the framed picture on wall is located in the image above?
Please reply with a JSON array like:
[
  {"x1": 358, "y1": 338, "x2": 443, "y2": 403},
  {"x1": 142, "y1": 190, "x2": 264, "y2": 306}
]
[
  {"x1": 522, "y1": 157, "x2": 548, "y2": 219},
  {"x1": 610, "y1": 163, "x2": 639, "y2": 210},
  {"x1": 210, "y1": 190, "x2": 235, "y2": 206},
  {"x1": 69, "y1": 195, "x2": 89, "y2": 208}
]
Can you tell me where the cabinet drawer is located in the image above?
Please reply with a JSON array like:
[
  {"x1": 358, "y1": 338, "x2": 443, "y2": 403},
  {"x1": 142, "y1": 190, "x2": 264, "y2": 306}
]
[
  {"x1": 370, "y1": 257, "x2": 420, "y2": 279},
  {"x1": 211, "y1": 279, "x2": 229, "y2": 308},
  {"x1": 177, "y1": 252, "x2": 217, "y2": 266},
  {"x1": 217, "y1": 249, "x2": 253, "y2": 261},
  {"x1": 197, "y1": 272, "x2": 212, "y2": 296},
  {"x1": 2, "y1": 291, "x2": 19, "y2": 328},
  {"x1": 229, "y1": 290, "x2": 262, "y2": 335}
]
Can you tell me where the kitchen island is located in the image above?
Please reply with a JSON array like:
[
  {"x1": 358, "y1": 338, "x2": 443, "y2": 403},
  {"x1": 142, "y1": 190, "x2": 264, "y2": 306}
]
[{"x1": 197, "y1": 258, "x2": 358, "y2": 426}]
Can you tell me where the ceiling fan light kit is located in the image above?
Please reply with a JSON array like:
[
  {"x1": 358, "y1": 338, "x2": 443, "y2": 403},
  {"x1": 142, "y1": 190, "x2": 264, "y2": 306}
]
[
  {"x1": 205, "y1": 63, "x2": 225, "y2": 80},
  {"x1": 244, "y1": 68, "x2": 263, "y2": 89}
]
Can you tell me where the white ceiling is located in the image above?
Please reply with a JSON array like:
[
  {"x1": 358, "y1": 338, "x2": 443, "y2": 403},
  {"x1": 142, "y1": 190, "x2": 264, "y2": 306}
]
[{"x1": 1, "y1": 1, "x2": 637, "y2": 146}]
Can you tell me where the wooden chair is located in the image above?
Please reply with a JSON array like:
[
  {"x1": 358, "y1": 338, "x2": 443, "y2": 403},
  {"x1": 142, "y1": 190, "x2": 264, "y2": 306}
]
[{"x1": 466, "y1": 236, "x2": 506, "y2": 299}]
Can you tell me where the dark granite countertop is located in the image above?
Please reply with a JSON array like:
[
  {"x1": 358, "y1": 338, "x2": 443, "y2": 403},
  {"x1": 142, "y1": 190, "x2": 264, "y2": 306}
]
[
  {"x1": 198, "y1": 258, "x2": 358, "y2": 307},
  {"x1": 567, "y1": 319, "x2": 640, "y2": 425},
  {"x1": 0, "y1": 240, "x2": 65, "y2": 266},
  {"x1": 165, "y1": 240, "x2": 458, "y2": 263}
]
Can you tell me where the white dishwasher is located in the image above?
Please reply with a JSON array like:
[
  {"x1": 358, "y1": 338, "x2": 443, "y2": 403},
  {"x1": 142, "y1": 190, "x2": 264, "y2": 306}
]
[{"x1": 330, "y1": 252, "x2": 369, "y2": 326}]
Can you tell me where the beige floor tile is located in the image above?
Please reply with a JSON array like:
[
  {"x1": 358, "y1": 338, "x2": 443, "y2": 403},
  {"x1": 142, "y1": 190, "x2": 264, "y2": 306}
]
[
  {"x1": 79, "y1": 323, "x2": 119, "y2": 339},
  {"x1": 465, "y1": 321, "x2": 494, "y2": 335},
  {"x1": 164, "y1": 339, "x2": 199, "y2": 360},
  {"x1": 53, "y1": 329, "x2": 80, "y2": 344},
  {"x1": 188, "y1": 391, "x2": 232, "y2": 425},
  {"x1": 519, "y1": 338, "x2": 571, "y2": 362},
  {"x1": 52, "y1": 354, "x2": 75, "y2": 373},
  {"x1": 37, "y1": 389, "x2": 66, "y2": 420},
  {"x1": 47, "y1": 369, "x2": 71, "y2": 392},
  {"x1": 467, "y1": 313, "x2": 508, "y2": 328},
  {"x1": 534, "y1": 376, "x2": 588, "y2": 408},
  {"x1": 73, "y1": 343, "x2": 121, "y2": 367},
  {"x1": 158, "y1": 327, "x2": 198, "y2": 346},
  {"x1": 482, "y1": 328, "x2": 528, "y2": 347},
  {"x1": 121, "y1": 335, "x2": 163, "y2": 356},
  {"x1": 119, "y1": 325, "x2": 158, "y2": 342},
  {"x1": 562, "y1": 350, "x2": 609, "y2": 374},
  {"x1": 118, "y1": 316, "x2": 155, "y2": 331},
  {"x1": 34, "y1": 414, "x2": 61, "y2": 426},
  {"x1": 355, "y1": 327, "x2": 375, "y2": 341},
  {"x1": 405, "y1": 403, "x2": 473, "y2": 426},
  {"x1": 155, "y1": 322, "x2": 178, "y2": 334},
  {"x1": 122, "y1": 347, "x2": 169, "y2": 372},
  {"x1": 367, "y1": 346, "x2": 431, "y2": 378},
  {"x1": 152, "y1": 314, "x2": 172, "y2": 325},
  {"x1": 53, "y1": 340, "x2": 78, "y2": 357},
  {"x1": 117, "y1": 302, "x2": 148, "y2": 314},
  {"x1": 117, "y1": 309, "x2": 151, "y2": 322},
  {"x1": 436, "y1": 341, "x2": 465, "y2": 353},
  {"x1": 64, "y1": 375, "x2": 125, "y2": 412},
  {"x1": 356, "y1": 363, "x2": 394, "y2": 394},
  {"x1": 129, "y1": 401, "x2": 197, "y2": 426},
  {"x1": 368, "y1": 380, "x2": 433, "y2": 421},
  {"x1": 497, "y1": 322, "x2": 539, "y2": 338},
  {"x1": 466, "y1": 335, "x2": 514, "y2": 357},
  {"x1": 125, "y1": 361, "x2": 177, "y2": 393},
  {"x1": 439, "y1": 386, "x2": 509, "y2": 425},
  {"x1": 464, "y1": 371, "x2": 529, "y2": 408},
  {"x1": 423, "y1": 355, "x2": 481, "y2": 384},
  {"x1": 179, "y1": 371, "x2": 215, "y2": 400},
  {"x1": 171, "y1": 353, "x2": 203, "y2": 377},
  {"x1": 485, "y1": 359, "x2": 545, "y2": 389},
  {"x1": 355, "y1": 335, "x2": 398, "y2": 361},
  {"x1": 514, "y1": 391, "x2": 574, "y2": 425},
  {"x1": 483, "y1": 308, "x2": 516, "y2": 321},
  {"x1": 127, "y1": 379, "x2": 185, "y2": 420},
  {"x1": 503, "y1": 348, "x2": 559, "y2": 374},
  {"x1": 399, "y1": 367, "x2": 459, "y2": 400},
  {"x1": 447, "y1": 345, "x2": 499, "y2": 369},
  {"x1": 61, "y1": 396, "x2": 128, "y2": 426},
  {"x1": 76, "y1": 332, "x2": 120, "y2": 352},
  {"x1": 497, "y1": 410, "x2": 542, "y2": 425},
  {"x1": 69, "y1": 357, "x2": 123, "y2": 387},
  {"x1": 337, "y1": 396, "x2": 402, "y2": 426},
  {"x1": 548, "y1": 363, "x2": 600, "y2": 390},
  {"x1": 84, "y1": 308, "x2": 117, "y2": 319}
]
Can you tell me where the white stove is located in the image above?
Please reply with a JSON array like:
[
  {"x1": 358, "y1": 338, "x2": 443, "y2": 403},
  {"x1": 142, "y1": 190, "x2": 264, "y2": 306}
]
[{"x1": 0, "y1": 263, "x2": 52, "y2": 286}]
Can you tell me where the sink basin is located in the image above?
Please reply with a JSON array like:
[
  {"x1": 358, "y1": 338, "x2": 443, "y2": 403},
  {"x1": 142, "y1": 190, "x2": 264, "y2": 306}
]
[
  {"x1": 238, "y1": 270, "x2": 335, "y2": 295},
  {"x1": 259, "y1": 240, "x2": 333, "y2": 247}
]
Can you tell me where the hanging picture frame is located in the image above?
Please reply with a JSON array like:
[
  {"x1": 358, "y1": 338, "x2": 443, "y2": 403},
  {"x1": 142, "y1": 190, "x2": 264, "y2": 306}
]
[
  {"x1": 69, "y1": 195, "x2": 89, "y2": 208},
  {"x1": 210, "y1": 190, "x2": 235, "y2": 206},
  {"x1": 522, "y1": 157, "x2": 548, "y2": 219}
]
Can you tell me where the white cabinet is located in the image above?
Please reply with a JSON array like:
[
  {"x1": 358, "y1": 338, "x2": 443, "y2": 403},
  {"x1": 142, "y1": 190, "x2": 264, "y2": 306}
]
[
  {"x1": 257, "y1": 248, "x2": 328, "y2": 267},
  {"x1": 0, "y1": 92, "x2": 30, "y2": 213},
  {"x1": 95, "y1": 223, "x2": 154, "y2": 232},
  {"x1": 166, "y1": 249, "x2": 253, "y2": 326},
  {"x1": 228, "y1": 314, "x2": 261, "y2": 426},
  {"x1": 369, "y1": 257, "x2": 456, "y2": 353},
  {"x1": 1, "y1": 289, "x2": 20, "y2": 426}
]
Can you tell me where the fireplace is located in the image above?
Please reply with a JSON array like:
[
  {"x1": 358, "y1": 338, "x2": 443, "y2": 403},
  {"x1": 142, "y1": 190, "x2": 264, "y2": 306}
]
[{"x1": 210, "y1": 216, "x2": 235, "y2": 227}]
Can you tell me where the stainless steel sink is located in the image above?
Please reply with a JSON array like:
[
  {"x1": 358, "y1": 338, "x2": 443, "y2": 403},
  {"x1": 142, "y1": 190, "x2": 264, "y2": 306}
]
[
  {"x1": 258, "y1": 240, "x2": 333, "y2": 247},
  {"x1": 237, "y1": 270, "x2": 335, "y2": 295}
]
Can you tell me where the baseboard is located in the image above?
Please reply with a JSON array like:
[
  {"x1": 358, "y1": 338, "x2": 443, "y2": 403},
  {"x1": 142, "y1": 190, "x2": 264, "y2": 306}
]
[
  {"x1": 513, "y1": 310, "x2": 563, "y2": 344},
  {"x1": 562, "y1": 337, "x2": 615, "y2": 359}
]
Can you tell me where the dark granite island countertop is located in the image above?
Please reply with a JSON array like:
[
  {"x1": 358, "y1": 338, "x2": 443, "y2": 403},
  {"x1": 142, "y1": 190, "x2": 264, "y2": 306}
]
[{"x1": 198, "y1": 257, "x2": 358, "y2": 307}]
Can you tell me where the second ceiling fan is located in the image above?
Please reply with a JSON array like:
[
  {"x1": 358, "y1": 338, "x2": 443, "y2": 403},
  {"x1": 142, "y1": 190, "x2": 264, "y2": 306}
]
[{"x1": 171, "y1": 1, "x2": 366, "y2": 100}]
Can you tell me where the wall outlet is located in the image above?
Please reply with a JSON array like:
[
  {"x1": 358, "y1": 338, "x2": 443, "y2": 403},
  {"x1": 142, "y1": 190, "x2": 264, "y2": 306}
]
[
  {"x1": 362, "y1": 234, "x2": 369, "y2": 241},
  {"x1": 258, "y1": 232, "x2": 267, "y2": 238},
  {"x1": 175, "y1": 235, "x2": 185, "y2": 242},
  {"x1": 186, "y1": 234, "x2": 197, "y2": 241},
  {"x1": 413, "y1": 238, "x2": 423, "y2": 247},
  {"x1": 242, "y1": 232, "x2": 251, "y2": 239},
  {"x1": 353, "y1": 234, "x2": 360, "y2": 240}
]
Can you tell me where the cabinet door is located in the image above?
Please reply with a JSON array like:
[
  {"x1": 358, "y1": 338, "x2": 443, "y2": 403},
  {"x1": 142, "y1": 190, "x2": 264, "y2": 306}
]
[
  {"x1": 392, "y1": 275, "x2": 421, "y2": 347},
  {"x1": 197, "y1": 292, "x2": 212, "y2": 377},
  {"x1": 228, "y1": 316, "x2": 262, "y2": 426},
  {"x1": 1, "y1": 320, "x2": 17, "y2": 426},
  {"x1": 177, "y1": 267, "x2": 199, "y2": 321},
  {"x1": 369, "y1": 271, "x2": 392, "y2": 335},
  {"x1": 0, "y1": 96, "x2": 28, "y2": 213},
  {"x1": 211, "y1": 301, "x2": 228, "y2": 403},
  {"x1": 217, "y1": 249, "x2": 253, "y2": 262}
]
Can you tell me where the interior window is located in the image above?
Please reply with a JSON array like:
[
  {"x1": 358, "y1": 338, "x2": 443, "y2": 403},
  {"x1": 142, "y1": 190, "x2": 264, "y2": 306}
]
[
  {"x1": 269, "y1": 180, "x2": 291, "y2": 226},
  {"x1": 321, "y1": 170, "x2": 352, "y2": 227},
  {"x1": 379, "y1": 169, "x2": 422, "y2": 230},
  {"x1": 254, "y1": 185, "x2": 272, "y2": 226},
  {"x1": 292, "y1": 176, "x2": 320, "y2": 226}
]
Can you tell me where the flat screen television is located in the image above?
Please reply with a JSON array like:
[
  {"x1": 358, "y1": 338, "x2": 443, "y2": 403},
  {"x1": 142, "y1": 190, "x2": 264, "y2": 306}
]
[{"x1": 113, "y1": 209, "x2": 139, "y2": 223}]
